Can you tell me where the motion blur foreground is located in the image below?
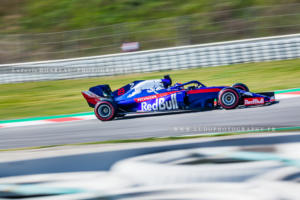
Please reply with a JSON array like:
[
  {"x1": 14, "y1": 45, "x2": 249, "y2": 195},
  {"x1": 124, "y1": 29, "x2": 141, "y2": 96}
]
[
  {"x1": 1, "y1": 133, "x2": 300, "y2": 199},
  {"x1": 1, "y1": 0, "x2": 300, "y2": 199}
]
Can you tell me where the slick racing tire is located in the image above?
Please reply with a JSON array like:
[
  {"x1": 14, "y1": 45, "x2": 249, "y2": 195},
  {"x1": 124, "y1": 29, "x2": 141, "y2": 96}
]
[
  {"x1": 232, "y1": 83, "x2": 249, "y2": 92},
  {"x1": 94, "y1": 101, "x2": 116, "y2": 121},
  {"x1": 218, "y1": 88, "x2": 240, "y2": 109}
]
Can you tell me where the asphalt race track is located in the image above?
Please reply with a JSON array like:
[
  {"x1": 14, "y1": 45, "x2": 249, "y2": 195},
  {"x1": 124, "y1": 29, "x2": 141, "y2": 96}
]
[{"x1": 0, "y1": 97, "x2": 300, "y2": 149}]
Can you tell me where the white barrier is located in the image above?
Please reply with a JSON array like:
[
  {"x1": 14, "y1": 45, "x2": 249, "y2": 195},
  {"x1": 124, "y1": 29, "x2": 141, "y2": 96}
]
[{"x1": 0, "y1": 34, "x2": 300, "y2": 84}]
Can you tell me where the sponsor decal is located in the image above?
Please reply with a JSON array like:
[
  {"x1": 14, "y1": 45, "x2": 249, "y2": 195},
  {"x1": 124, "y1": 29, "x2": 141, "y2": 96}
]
[
  {"x1": 117, "y1": 87, "x2": 125, "y2": 96},
  {"x1": 244, "y1": 97, "x2": 265, "y2": 106},
  {"x1": 134, "y1": 91, "x2": 178, "y2": 103},
  {"x1": 140, "y1": 93, "x2": 178, "y2": 111},
  {"x1": 213, "y1": 98, "x2": 218, "y2": 107}
]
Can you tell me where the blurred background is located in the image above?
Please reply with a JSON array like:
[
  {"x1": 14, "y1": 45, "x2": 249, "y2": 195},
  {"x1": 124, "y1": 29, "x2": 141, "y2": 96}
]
[
  {"x1": 1, "y1": 1, "x2": 300, "y2": 199},
  {"x1": 1, "y1": 0, "x2": 300, "y2": 120},
  {"x1": 1, "y1": 0, "x2": 300, "y2": 63}
]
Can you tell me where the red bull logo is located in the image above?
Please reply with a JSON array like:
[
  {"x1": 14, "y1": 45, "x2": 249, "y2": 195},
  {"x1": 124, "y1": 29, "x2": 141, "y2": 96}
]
[
  {"x1": 141, "y1": 94, "x2": 178, "y2": 111},
  {"x1": 244, "y1": 97, "x2": 264, "y2": 106}
]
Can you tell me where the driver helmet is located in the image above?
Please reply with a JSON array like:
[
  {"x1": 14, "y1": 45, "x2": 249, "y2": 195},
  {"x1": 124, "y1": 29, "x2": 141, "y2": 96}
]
[{"x1": 162, "y1": 75, "x2": 172, "y2": 88}]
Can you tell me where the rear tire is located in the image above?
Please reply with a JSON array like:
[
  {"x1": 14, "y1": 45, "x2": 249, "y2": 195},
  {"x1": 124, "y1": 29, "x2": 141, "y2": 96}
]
[
  {"x1": 94, "y1": 101, "x2": 115, "y2": 121},
  {"x1": 232, "y1": 83, "x2": 249, "y2": 92},
  {"x1": 218, "y1": 88, "x2": 240, "y2": 109}
]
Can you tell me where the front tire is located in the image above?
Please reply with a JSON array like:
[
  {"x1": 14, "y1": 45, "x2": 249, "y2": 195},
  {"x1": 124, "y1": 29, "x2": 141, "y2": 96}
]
[
  {"x1": 218, "y1": 88, "x2": 240, "y2": 109},
  {"x1": 94, "y1": 101, "x2": 116, "y2": 121},
  {"x1": 232, "y1": 83, "x2": 249, "y2": 92}
]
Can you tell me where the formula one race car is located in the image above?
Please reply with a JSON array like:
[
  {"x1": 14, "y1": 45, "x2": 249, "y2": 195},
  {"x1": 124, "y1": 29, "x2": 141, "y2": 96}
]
[{"x1": 82, "y1": 75, "x2": 276, "y2": 121}]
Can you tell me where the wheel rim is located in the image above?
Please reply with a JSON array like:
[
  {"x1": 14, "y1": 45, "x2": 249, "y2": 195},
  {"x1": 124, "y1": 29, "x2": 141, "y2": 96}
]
[
  {"x1": 222, "y1": 92, "x2": 236, "y2": 106},
  {"x1": 97, "y1": 104, "x2": 112, "y2": 118}
]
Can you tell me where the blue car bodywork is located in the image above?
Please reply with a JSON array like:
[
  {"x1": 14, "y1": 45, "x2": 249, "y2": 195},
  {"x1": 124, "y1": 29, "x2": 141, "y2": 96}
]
[{"x1": 82, "y1": 76, "x2": 276, "y2": 121}]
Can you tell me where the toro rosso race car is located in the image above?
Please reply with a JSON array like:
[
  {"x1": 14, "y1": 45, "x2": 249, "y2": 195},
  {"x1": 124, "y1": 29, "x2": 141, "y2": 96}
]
[{"x1": 82, "y1": 75, "x2": 276, "y2": 121}]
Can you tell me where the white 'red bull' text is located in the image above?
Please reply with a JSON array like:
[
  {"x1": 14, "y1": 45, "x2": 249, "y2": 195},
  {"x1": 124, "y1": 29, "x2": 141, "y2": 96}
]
[
  {"x1": 244, "y1": 97, "x2": 264, "y2": 105},
  {"x1": 141, "y1": 94, "x2": 178, "y2": 111}
]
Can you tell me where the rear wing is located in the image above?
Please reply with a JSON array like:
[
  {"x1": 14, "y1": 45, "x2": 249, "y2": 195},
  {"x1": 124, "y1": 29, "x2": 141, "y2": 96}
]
[{"x1": 81, "y1": 91, "x2": 101, "y2": 108}]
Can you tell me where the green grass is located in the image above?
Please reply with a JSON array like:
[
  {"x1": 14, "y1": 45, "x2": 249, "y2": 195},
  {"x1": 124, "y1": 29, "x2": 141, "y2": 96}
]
[
  {"x1": 2, "y1": 1, "x2": 300, "y2": 63},
  {"x1": 1, "y1": 58, "x2": 300, "y2": 120},
  {"x1": 1, "y1": 0, "x2": 298, "y2": 33}
]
